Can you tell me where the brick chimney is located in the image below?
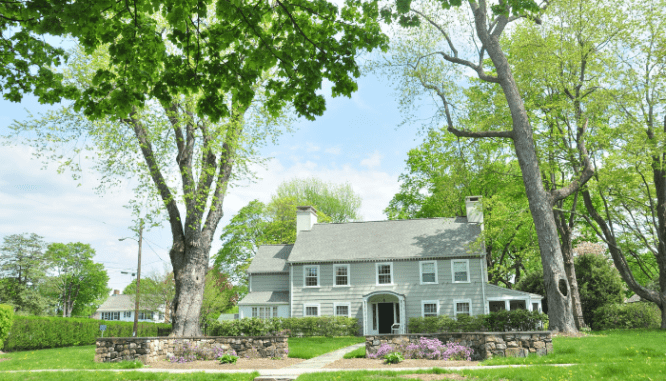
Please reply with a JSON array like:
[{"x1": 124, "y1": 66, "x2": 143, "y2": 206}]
[{"x1": 296, "y1": 206, "x2": 318, "y2": 236}]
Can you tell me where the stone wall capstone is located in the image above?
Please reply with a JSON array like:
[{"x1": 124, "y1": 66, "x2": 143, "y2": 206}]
[
  {"x1": 365, "y1": 331, "x2": 552, "y2": 361},
  {"x1": 94, "y1": 336, "x2": 288, "y2": 363}
]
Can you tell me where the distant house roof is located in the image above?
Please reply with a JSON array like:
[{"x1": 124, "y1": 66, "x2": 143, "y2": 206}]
[
  {"x1": 247, "y1": 245, "x2": 292, "y2": 273},
  {"x1": 97, "y1": 294, "x2": 135, "y2": 311},
  {"x1": 485, "y1": 284, "x2": 543, "y2": 300},
  {"x1": 238, "y1": 291, "x2": 289, "y2": 305},
  {"x1": 287, "y1": 217, "x2": 482, "y2": 263}
]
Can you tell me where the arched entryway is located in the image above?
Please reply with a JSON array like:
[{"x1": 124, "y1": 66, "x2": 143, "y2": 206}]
[{"x1": 362, "y1": 291, "x2": 406, "y2": 335}]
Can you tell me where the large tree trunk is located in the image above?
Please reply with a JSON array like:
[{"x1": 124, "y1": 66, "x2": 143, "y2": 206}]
[
  {"x1": 471, "y1": 5, "x2": 577, "y2": 332},
  {"x1": 555, "y1": 211, "x2": 585, "y2": 329},
  {"x1": 170, "y1": 240, "x2": 210, "y2": 336}
]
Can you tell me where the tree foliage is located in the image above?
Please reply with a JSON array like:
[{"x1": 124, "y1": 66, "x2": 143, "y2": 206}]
[
  {"x1": 123, "y1": 269, "x2": 175, "y2": 322},
  {"x1": 575, "y1": 254, "x2": 625, "y2": 327}
]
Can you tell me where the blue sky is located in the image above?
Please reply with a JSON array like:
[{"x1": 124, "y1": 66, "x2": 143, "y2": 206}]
[{"x1": 0, "y1": 67, "x2": 438, "y2": 292}]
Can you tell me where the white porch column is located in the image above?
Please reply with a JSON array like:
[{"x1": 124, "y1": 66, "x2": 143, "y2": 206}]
[
  {"x1": 399, "y1": 298, "x2": 406, "y2": 334},
  {"x1": 362, "y1": 300, "x2": 368, "y2": 335}
]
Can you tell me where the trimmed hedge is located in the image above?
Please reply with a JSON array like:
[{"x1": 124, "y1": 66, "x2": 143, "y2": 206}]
[
  {"x1": 592, "y1": 302, "x2": 661, "y2": 330},
  {"x1": 408, "y1": 310, "x2": 548, "y2": 333},
  {"x1": 4, "y1": 316, "x2": 172, "y2": 351},
  {"x1": 0, "y1": 304, "x2": 13, "y2": 349},
  {"x1": 209, "y1": 317, "x2": 358, "y2": 337}
]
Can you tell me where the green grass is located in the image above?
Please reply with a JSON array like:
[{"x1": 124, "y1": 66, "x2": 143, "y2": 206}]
[
  {"x1": 482, "y1": 329, "x2": 666, "y2": 366},
  {"x1": 0, "y1": 345, "x2": 145, "y2": 370},
  {"x1": 288, "y1": 336, "x2": 365, "y2": 359},
  {"x1": 295, "y1": 368, "x2": 456, "y2": 381},
  {"x1": 343, "y1": 346, "x2": 366, "y2": 359},
  {"x1": 0, "y1": 371, "x2": 259, "y2": 381}
]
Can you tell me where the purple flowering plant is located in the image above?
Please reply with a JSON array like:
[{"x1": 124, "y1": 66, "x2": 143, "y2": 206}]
[{"x1": 367, "y1": 337, "x2": 473, "y2": 361}]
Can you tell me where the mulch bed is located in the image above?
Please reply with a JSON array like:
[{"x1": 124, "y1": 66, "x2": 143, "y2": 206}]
[
  {"x1": 145, "y1": 357, "x2": 305, "y2": 370},
  {"x1": 324, "y1": 359, "x2": 479, "y2": 369}
]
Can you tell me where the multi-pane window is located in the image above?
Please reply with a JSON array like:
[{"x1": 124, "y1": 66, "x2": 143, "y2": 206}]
[
  {"x1": 372, "y1": 304, "x2": 378, "y2": 330},
  {"x1": 124, "y1": 311, "x2": 132, "y2": 318},
  {"x1": 334, "y1": 264, "x2": 350, "y2": 286},
  {"x1": 376, "y1": 263, "x2": 393, "y2": 284},
  {"x1": 335, "y1": 304, "x2": 350, "y2": 317},
  {"x1": 304, "y1": 304, "x2": 319, "y2": 317},
  {"x1": 422, "y1": 301, "x2": 438, "y2": 317},
  {"x1": 532, "y1": 303, "x2": 540, "y2": 312},
  {"x1": 138, "y1": 312, "x2": 153, "y2": 320},
  {"x1": 452, "y1": 260, "x2": 469, "y2": 283},
  {"x1": 304, "y1": 265, "x2": 319, "y2": 287},
  {"x1": 102, "y1": 312, "x2": 120, "y2": 320},
  {"x1": 251, "y1": 306, "x2": 279, "y2": 319},
  {"x1": 420, "y1": 261, "x2": 437, "y2": 284},
  {"x1": 455, "y1": 301, "x2": 471, "y2": 317}
]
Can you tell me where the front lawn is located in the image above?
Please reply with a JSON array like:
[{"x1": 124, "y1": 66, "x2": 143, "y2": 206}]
[
  {"x1": 0, "y1": 371, "x2": 259, "y2": 381},
  {"x1": 288, "y1": 336, "x2": 365, "y2": 359},
  {"x1": 0, "y1": 345, "x2": 142, "y2": 370}
]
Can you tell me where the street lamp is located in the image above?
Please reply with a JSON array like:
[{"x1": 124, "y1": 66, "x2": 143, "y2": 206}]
[{"x1": 119, "y1": 221, "x2": 143, "y2": 337}]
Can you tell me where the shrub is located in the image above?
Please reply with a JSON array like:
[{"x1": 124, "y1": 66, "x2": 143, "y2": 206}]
[
  {"x1": 384, "y1": 351, "x2": 404, "y2": 364},
  {"x1": 0, "y1": 304, "x2": 14, "y2": 349},
  {"x1": 407, "y1": 310, "x2": 548, "y2": 333},
  {"x1": 208, "y1": 316, "x2": 358, "y2": 337},
  {"x1": 4, "y1": 316, "x2": 171, "y2": 351},
  {"x1": 592, "y1": 302, "x2": 661, "y2": 330},
  {"x1": 219, "y1": 353, "x2": 239, "y2": 364},
  {"x1": 575, "y1": 254, "x2": 625, "y2": 326}
]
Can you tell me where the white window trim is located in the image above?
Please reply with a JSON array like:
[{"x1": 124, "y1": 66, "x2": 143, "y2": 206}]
[
  {"x1": 334, "y1": 302, "x2": 352, "y2": 317},
  {"x1": 419, "y1": 260, "x2": 438, "y2": 284},
  {"x1": 333, "y1": 264, "x2": 351, "y2": 287},
  {"x1": 375, "y1": 262, "x2": 394, "y2": 285},
  {"x1": 303, "y1": 265, "x2": 320, "y2": 288},
  {"x1": 303, "y1": 303, "x2": 320, "y2": 317},
  {"x1": 453, "y1": 299, "x2": 473, "y2": 318},
  {"x1": 421, "y1": 300, "x2": 440, "y2": 317},
  {"x1": 451, "y1": 259, "x2": 470, "y2": 283}
]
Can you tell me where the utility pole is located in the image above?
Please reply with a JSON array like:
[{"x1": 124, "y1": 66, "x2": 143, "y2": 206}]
[{"x1": 119, "y1": 218, "x2": 144, "y2": 337}]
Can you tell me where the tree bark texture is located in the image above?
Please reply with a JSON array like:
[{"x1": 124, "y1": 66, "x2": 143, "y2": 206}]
[
  {"x1": 467, "y1": 0, "x2": 577, "y2": 332},
  {"x1": 554, "y1": 205, "x2": 585, "y2": 329}
]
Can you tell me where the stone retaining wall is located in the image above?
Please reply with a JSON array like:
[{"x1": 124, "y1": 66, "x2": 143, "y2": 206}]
[
  {"x1": 95, "y1": 336, "x2": 288, "y2": 363},
  {"x1": 366, "y1": 331, "x2": 552, "y2": 361}
]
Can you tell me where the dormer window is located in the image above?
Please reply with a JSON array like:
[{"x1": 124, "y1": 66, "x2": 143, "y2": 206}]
[{"x1": 304, "y1": 265, "x2": 320, "y2": 287}]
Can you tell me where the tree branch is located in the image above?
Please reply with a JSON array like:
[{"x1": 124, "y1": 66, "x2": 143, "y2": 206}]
[{"x1": 551, "y1": 119, "x2": 594, "y2": 202}]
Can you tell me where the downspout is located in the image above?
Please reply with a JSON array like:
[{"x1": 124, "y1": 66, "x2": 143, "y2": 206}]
[
  {"x1": 289, "y1": 264, "x2": 293, "y2": 318},
  {"x1": 480, "y1": 255, "x2": 488, "y2": 314}
]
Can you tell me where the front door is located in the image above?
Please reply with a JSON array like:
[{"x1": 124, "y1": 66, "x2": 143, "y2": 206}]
[{"x1": 378, "y1": 302, "x2": 395, "y2": 334}]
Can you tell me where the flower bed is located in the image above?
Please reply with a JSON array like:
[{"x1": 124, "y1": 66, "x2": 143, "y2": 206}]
[{"x1": 368, "y1": 337, "x2": 473, "y2": 362}]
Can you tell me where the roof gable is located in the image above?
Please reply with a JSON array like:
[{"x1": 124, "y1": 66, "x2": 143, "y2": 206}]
[{"x1": 247, "y1": 245, "x2": 292, "y2": 273}]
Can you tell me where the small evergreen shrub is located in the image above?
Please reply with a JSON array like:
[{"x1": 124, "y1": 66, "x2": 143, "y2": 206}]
[
  {"x1": 407, "y1": 310, "x2": 547, "y2": 333},
  {"x1": 0, "y1": 304, "x2": 14, "y2": 349},
  {"x1": 592, "y1": 302, "x2": 660, "y2": 330},
  {"x1": 4, "y1": 316, "x2": 171, "y2": 351},
  {"x1": 209, "y1": 316, "x2": 358, "y2": 337}
]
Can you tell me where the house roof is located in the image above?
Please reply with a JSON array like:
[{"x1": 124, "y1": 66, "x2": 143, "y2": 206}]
[
  {"x1": 247, "y1": 245, "x2": 292, "y2": 273},
  {"x1": 485, "y1": 284, "x2": 543, "y2": 300},
  {"x1": 97, "y1": 294, "x2": 135, "y2": 311},
  {"x1": 238, "y1": 291, "x2": 289, "y2": 305},
  {"x1": 287, "y1": 217, "x2": 482, "y2": 263}
]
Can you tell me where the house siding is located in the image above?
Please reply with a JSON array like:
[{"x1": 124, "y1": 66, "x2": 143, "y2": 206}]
[
  {"x1": 250, "y1": 273, "x2": 289, "y2": 292},
  {"x1": 290, "y1": 258, "x2": 486, "y2": 328}
]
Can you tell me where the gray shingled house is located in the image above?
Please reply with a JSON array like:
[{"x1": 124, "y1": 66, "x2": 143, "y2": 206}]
[{"x1": 238, "y1": 196, "x2": 542, "y2": 335}]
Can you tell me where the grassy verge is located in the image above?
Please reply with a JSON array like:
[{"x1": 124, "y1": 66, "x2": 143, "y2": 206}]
[
  {"x1": 288, "y1": 336, "x2": 365, "y2": 359},
  {"x1": 482, "y1": 329, "x2": 666, "y2": 366},
  {"x1": 343, "y1": 346, "x2": 366, "y2": 359},
  {"x1": 461, "y1": 362, "x2": 666, "y2": 381},
  {"x1": 0, "y1": 345, "x2": 144, "y2": 370},
  {"x1": 0, "y1": 371, "x2": 259, "y2": 381},
  {"x1": 295, "y1": 368, "x2": 455, "y2": 380}
]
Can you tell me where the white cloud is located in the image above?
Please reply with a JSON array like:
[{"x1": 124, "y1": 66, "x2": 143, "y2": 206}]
[
  {"x1": 360, "y1": 150, "x2": 383, "y2": 169},
  {"x1": 305, "y1": 142, "x2": 321, "y2": 152},
  {"x1": 325, "y1": 146, "x2": 342, "y2": 155}
]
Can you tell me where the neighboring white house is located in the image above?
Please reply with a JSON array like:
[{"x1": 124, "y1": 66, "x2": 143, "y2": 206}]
[
  {"x1": 93, "y1": 290, "x2": 164, "y2": 323},
  {"x1": 237, "y1": 197, "x2": 543, "y2": 335}
]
